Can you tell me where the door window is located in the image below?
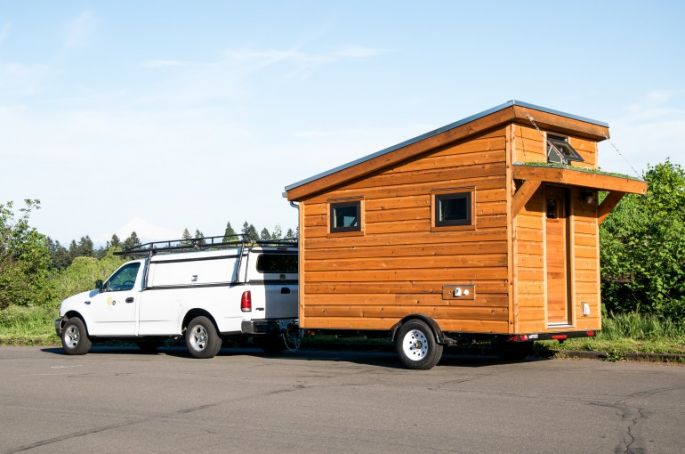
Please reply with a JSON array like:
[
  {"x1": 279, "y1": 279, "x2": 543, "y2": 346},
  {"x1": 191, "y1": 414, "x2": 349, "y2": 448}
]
[{"x1": 104, "y1": 263, "x2": 141, "y2": 292}]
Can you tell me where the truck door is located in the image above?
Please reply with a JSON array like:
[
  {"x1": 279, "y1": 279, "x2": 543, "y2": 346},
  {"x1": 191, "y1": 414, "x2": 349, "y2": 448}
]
[
  {"x1": 88, "y1": 261, "x2": 142, "y2": 336},
  {"x1": 250, "y1": 252, "x2": 298, "y2": 319}
]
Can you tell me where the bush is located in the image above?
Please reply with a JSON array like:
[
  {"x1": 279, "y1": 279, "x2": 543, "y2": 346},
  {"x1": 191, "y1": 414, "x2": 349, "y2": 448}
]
[{"x1": 600, "y1": 160, "x2": 685, "y2": 320}]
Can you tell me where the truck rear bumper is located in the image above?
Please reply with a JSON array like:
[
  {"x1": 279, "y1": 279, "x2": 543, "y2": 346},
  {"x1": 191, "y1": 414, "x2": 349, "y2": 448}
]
[{"x1": 241, "y1": 319, "x2": 297, "y2": 335}]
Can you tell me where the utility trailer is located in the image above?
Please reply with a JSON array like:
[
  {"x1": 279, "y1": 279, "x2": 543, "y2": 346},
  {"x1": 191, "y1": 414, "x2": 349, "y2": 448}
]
[
  {"x1": 284, "y1": 100, "x2": 648, "y2": 369},
  {"x1": 56, "y1": 235, "x2": 299, "y2": 358}
]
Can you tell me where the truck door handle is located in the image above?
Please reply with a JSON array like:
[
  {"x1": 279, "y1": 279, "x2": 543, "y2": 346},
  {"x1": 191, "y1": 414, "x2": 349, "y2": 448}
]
[
  {"x1": 125, "y1": 297, "x2": 135, "y2": 303},
  {"x1": 256, "y1": 308, "x2": 264, "y2": 311},
  {"x1": 281, "y1": 287, "x2": 291, "y2": 294}
]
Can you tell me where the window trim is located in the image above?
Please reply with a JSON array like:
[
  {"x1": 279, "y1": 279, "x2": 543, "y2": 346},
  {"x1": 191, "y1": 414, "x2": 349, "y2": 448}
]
[
  {"x1": 546, "y1": 133, "x2": 584, "y2": 164},
  {"x1": 329, "y1": 200, "x2": 362, "y2": 233},
  {"x1": 327, "y1": 197, "x2": 364, "y2": 236},
  {"x1": 431, "y1": 187, "x2": 476, "y2": 231}
]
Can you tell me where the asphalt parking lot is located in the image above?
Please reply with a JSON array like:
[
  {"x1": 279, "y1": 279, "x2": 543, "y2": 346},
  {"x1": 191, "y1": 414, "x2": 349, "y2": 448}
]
[{"x1": 0, "y1": 346, "x2": 683, "y2": 454}]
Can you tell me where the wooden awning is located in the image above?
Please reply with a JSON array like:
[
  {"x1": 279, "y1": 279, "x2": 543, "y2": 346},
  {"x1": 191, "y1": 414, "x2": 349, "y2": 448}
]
[{"x1": 512, "y1": 164, "x2": 648, "y2": 223}]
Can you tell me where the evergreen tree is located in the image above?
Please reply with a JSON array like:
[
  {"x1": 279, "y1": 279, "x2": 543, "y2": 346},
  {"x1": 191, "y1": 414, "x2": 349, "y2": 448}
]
[
  {"x1": 47, "y1": 237, "x2": 71, "y2": 269},
  {"x1": 194, "y1": 229, "x2": 206, "y2": 245},
  {"x1": 223, "y1": 222, "x2": 237, "y2": 242},
  {"x1": 260, "y1": 228, "x2": 271, "y2": 241},
  {"x1": 271, "y1": 225, "x2": 282, "y2": 240},
  {"x1": 181, "y1": 228, "x2": 193, "y2": 246},
  {"x1": 241, "y1": 222, "x2": 259, "y2": 242},
  {"x1": 285, "y1": 228, "x2": 295, "y2": 240},
  {"x1": 122, "y1": 231, "x2": 141, "y2": 251},
  {"x1": 109, "y1": 234, "x2": 121, "y2": 249}
]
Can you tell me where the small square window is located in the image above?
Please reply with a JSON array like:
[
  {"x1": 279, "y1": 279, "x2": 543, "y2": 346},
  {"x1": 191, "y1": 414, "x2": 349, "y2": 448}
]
[
  {"x1": 435, "y1": 192, "x2": 472, "y2": 227},
  {"x1": 547, "y1": 135, "x2": 584, "y2": 165},
  {"x1": 330, "y1": 201, "x2": 361, "y2": 232}
]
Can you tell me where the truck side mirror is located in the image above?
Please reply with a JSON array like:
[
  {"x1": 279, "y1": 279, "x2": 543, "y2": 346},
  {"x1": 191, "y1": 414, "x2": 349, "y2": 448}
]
[{"x1": 95, "y1": 279, "x2": 104, "y2": 292}]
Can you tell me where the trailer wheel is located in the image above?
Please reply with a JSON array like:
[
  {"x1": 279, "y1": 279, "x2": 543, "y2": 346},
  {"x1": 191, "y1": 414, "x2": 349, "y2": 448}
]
[
  {"x1": 494, "y1": 340, "x2": 534, "y2": 361},
  {"x1": 185, "y1": 316, "x2": 222, "y2": 359},
  {"x1": 61, "y1": 317, "x2": 92, "y2": 355},
  {"x1": 396, "y1": 319, "x2": 443, "y2": 370}
]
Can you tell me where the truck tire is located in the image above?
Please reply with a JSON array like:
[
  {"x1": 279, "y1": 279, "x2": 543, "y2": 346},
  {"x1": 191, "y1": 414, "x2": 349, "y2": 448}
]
[
  {"x1": 185, "y1": 316, "x2": 222, "y2": 359},
  {"x1": 395, "y1": 319, "x2": 443, "y2": 370},
  {"x1": 494, "y1": 340, "x2": 534, "y2": 361},
  {"x1": 258, "y1": 334, "x2": 286, "y2": 355},
  {"x1": 61, "y1": 317, "x2": 92, "y2": 355}
]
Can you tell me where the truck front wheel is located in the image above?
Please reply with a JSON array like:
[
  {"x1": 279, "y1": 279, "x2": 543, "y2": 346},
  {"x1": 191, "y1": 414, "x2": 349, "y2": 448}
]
[
  {"x1": 61, "y1": 317, "x2": 92, "y2": 355},
  {"x1": 395, "y1": 319, "x2": 443, "y2": 370},
  {"x1": 185, "y1": 316, "x2": 222, "y2": 359}
]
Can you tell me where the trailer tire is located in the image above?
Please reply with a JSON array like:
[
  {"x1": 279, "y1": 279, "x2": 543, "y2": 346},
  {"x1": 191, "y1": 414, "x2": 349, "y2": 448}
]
[
  {"x1": 495, "y1": 340, "x2": 534, "y2": 361},
  {"x1": 61, "y1": 317, "x2": 92, "y2": 355},
  {"x1": 396, "y1": 319, "x2": 443, "y2": 370},
  {"x1": 185, "y1": 316, "x2": 222, "y2": 358}
]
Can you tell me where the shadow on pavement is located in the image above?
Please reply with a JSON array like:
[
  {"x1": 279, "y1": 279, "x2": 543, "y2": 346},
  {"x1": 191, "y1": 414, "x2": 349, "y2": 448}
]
[{"x1": 41, "y1": 344, "x2": 550, "y2": 369}]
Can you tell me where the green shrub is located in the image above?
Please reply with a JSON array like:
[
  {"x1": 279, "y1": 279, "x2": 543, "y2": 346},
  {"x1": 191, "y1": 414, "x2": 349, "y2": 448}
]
[{"x1": 600, "y1": 160, "x2": 685, "y2": 320}]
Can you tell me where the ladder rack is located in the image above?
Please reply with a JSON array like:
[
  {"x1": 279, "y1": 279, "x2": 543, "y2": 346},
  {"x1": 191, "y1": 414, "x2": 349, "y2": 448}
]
[{"x1": 115, "y1": 234, "x2": 297, "y2": 257}]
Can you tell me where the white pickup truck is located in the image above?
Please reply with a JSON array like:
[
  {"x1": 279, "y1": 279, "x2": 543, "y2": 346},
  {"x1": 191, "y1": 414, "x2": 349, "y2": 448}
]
[{"x1": 55, "y1": 237, "x2": 298, "y2": 358}]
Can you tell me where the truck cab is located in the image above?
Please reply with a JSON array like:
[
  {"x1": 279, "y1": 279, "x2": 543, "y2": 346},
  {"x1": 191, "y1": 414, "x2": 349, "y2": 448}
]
[{"x1": 55, "y1": 236, "x2": 298, "y2": 358}]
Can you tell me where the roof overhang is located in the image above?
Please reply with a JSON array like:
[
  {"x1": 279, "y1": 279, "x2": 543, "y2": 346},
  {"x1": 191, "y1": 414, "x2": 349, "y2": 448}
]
[
  {"x1": 512, "y1": 164, "x2": 647, "y2": 195},
  {"x1": 285, "y1": 100, "x2": 611, "y2": 201}
]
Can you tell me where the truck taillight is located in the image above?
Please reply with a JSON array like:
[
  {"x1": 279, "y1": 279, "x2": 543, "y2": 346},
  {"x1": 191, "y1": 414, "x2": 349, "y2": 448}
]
[{"x1": 241, "y1": 291, "x2": 252, "y2": 312}]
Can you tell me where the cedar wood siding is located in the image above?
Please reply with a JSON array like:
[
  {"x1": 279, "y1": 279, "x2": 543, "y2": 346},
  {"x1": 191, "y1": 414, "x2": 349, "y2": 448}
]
[
  {"x1": 511, "y1": 125, "x2": 601, "y2": 333},
  {"x1": 299, "y1": 127, "x2": 511, "y2": 334}
]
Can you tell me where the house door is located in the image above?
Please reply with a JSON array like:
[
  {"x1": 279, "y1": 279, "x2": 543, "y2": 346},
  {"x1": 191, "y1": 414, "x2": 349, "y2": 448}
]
[{"x1": 545, "y1": 186, "x2": 571, "y2": 326}]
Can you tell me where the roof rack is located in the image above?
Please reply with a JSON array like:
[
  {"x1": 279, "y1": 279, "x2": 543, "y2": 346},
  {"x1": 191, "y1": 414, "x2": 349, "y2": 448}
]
[{"x1": 115, "y1": 234, "x2": 298, "y2": 257}]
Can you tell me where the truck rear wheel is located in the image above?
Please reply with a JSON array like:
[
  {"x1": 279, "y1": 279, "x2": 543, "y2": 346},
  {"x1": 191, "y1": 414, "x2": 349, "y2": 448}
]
[
  {"x1": 185, "y1": 316, "x2": 222, "y2": 359},
  {"x1": 61, "y1": 317, "x2": 92, "y2": 355},
  {"x1": 395, "y1": 319, "x2": 443, "y2": 370}
]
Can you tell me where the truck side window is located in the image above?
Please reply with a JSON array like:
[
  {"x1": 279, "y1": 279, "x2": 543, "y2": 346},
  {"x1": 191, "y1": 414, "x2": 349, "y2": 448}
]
[
  {"x1": 104, "y1": 263, "x2": 141, "y2": 292},
  {"x1": 256, "y1": 254, "x2": 298, "y2": 274}
]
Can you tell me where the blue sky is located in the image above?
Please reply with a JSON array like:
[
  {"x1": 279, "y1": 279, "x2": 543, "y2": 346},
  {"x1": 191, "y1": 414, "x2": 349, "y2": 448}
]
[{"x1": 1, "y1": 1, "x2": 683, "y2": 243}]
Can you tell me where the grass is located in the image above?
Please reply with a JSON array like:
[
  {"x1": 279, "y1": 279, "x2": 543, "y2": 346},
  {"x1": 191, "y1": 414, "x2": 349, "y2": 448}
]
[{"x1": 515, "y1": 161, "x2": 643, "y2": 181}]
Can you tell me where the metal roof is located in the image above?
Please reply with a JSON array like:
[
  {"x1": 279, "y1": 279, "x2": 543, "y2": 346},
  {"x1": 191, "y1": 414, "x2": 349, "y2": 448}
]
[{"x1": 283, "y1": 100, "x2": 608, "y2": 194}]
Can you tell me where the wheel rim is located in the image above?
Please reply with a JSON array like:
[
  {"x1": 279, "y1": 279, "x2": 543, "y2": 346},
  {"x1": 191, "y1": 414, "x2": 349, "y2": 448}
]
[
  {"x1": 189, "y1": 325, "x2": 208, "y2": 351},
  {"x1": 64, "y1": 325, "x2": 80, "y2": 349},
  {"x1": 402, "y1": 329, "x2": 429, "y2": 361}
]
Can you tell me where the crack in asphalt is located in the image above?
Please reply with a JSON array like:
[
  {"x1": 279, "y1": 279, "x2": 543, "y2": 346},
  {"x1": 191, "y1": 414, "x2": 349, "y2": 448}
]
[{"x1": 587, "y1": 386, "x2": 683, "y2": 454}]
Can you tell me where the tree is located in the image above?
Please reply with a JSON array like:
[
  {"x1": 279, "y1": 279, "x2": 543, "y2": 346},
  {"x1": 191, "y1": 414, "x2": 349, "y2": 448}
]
[
  {"x1": 194, "y1": 229, "x2": 206, "y2": 245},
  {"x1": 600, "y1": 159, "x2": 685, "y2": 320},
  {"x1": 285, "y1": 228, "x2": 295, "y2": 240},
  {"x1": 47, "y1": 237, "x2": 71, "y2": 269},
  {"x1": 241, "y1": 222, "x2": 259, "y2": 242},
  {"x1": 122, "y1": 231, "x2": 141, "y2": 251},
  {"x1": 260, "y1": 228, "x2": 271, "y2": 241},
  {"x1": 0, "y1": 199, "x2": 52, "y2": 309},
  {"x1": 109, "y1": 234, "x2": 121, "y2": 250},
  {"x1": 223, "y1": 222, "x2": 237, "y2": 242},
  {"x1": 181, "y1": 228, "x2": 193, "y2": 246},
  {"x1": 271, "y1": 225, "x2": 282, "y2": 240}
]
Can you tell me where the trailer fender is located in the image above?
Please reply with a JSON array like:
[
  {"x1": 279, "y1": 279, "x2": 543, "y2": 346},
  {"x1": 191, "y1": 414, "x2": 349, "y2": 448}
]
[{"x1": 391, "y1": 315, "x2": 445, "y2": 345}]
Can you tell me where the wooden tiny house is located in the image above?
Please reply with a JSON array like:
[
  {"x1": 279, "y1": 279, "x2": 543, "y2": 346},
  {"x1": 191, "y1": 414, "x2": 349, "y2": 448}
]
[{"x1": 285, "y1": 100, "x2": 647, "y2": 368}]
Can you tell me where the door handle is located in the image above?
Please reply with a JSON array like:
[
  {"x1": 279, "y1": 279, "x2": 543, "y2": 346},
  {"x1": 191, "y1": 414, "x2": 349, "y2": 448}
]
[
  {"x1": 280, "y1": 287, "x2": 291, "y2": 294},
  {"x1": 125, "y1": 297, "x2": 135, "y2": 303},
  {"x1": 256, "y1": 308, "x2": 264, "y2": 311}
]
